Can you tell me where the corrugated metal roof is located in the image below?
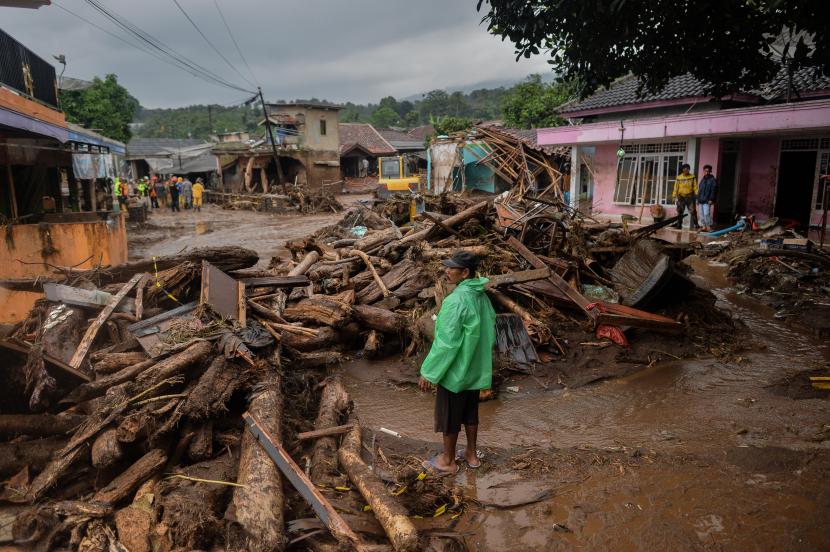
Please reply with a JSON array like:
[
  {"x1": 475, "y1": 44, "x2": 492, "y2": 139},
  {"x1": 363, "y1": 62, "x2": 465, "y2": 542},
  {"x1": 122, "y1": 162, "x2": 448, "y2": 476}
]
[{"x1": 126, "y1": 138, "x2": 206, "y2": 158}]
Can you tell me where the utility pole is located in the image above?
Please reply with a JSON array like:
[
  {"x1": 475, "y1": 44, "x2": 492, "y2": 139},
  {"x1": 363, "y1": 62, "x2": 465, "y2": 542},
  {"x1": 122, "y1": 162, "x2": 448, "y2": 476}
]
[{"x1": 258, "y1": 86, "x2": 285, "y2": 192}]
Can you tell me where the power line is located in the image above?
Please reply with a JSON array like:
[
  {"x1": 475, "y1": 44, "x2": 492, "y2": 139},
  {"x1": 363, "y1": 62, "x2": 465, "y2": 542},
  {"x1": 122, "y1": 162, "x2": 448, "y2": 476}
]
[
  {"x1": 170, "y1": 0, "x2": 257, "y2": 88},
  {"x1": 213, "y1": 0, "x2": 259, "y2": 87},
  {"x1": 53, "y1": 1, "x2": 235, "y2": 88},
  {"x1": 80, "y1": 0, "x2": 254, "y2": 93}
]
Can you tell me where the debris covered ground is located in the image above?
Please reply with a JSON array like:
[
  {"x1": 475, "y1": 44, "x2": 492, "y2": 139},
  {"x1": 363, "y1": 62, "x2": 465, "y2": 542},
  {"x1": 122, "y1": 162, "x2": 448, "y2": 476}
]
[{"x1": 0, "y1": 194, "x2": 828, "y2": 551}]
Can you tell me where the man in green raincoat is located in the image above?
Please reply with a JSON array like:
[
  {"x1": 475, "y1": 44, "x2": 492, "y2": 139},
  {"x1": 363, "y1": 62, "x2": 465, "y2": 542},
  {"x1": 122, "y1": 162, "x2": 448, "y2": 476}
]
[{"x1": 420, "y1": 251, "x2": 496, "y2": 474}]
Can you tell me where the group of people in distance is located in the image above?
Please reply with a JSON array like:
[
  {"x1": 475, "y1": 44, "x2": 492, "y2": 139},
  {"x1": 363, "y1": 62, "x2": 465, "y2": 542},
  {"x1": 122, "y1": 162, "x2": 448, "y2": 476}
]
[
  {"x1": 672, "y1": 163, "x2": 719, "y2": 232},
  {"x1": 114, "y1": 175, "x2": 205, "y2": 213}
]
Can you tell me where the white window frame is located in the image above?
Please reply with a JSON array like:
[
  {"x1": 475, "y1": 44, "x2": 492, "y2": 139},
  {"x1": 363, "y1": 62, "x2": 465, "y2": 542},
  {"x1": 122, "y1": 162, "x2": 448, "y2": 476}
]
[{"x1": 613, "y1": 142, "x2": 686, "y2": 206}]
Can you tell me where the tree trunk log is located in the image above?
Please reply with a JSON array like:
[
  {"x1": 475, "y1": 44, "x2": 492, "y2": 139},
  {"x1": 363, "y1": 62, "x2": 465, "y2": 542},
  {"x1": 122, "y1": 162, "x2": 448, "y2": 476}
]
[
  {"x1": 289, "y1": 251, "x2": 320, "y2": 276},
  {"x1": 419, "y1": 245, "x2": 490, "y2": 260},
  {"x1": 225, "y1": 349, "x2": 285, "y2": 552},
  {"x1": 92, "y1": 448, "x2": 167, "y2": 506},
  {"x1": 187, "y1": 421, "x2": 213, "y2": 462},
  {"x1": 283, "y1": 295, "x2": 353, "y2": 328},
  {"x1": 135, "y1": 340, "x2": 212, "y2": 387},
  {"x1": 338, "y1": 424, "x2": 420, "y2": 552},
  {"x1": 354, "y1": 226, "x2": 401, "y2": 252},
  {"x1": 91, "y1": 428, "x2": 125, "y2": 468},
  {"x1": 357, "y1": 260, "x2": 427, "y2": 305},
  {"x1": 398, "y1": 200, "x2": 488, "y2": 245},
  {"x1": 352, "y1": 304, "x2": 406, "y2": 334},
  {"x1": 62, "y1": 358, "x2": 157, "y2": 404},
  {"x1": 91, "y1": 352, "x2": 149, "y2": 375},
  {"x1": 310, "y1": 377, "x2": 350, "y2": 484},
  {"x1": 281, "y1": 326, "x2": 342, "y2": 351},
  {"x1": 0, "y1": 437, "x2": 66, "y2": 477},
  {"x1": 0, "y1": 414, "x2": 84, "y2": 438}
]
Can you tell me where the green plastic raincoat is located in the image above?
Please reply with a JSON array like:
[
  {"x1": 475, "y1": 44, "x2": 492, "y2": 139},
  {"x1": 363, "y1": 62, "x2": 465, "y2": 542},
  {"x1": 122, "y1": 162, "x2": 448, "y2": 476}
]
[{"x1": 420, "y1": 277, "x2": 496, "y2": 393}]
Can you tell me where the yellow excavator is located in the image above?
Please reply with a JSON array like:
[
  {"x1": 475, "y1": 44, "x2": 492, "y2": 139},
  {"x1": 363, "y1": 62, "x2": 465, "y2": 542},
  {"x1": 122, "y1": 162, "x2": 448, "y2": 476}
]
[{"x1": 377, "y1": 155, "x2": 420, "y2": 198}]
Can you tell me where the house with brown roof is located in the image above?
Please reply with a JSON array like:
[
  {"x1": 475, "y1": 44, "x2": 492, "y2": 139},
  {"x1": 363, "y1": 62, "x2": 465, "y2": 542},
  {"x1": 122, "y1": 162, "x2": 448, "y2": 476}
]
[
  {"x1": 338, "y1": 123, "x2": 397, "y2": 178},
  {"x1": 538, "y1": 69, "x2": 830, "y2": 233}
]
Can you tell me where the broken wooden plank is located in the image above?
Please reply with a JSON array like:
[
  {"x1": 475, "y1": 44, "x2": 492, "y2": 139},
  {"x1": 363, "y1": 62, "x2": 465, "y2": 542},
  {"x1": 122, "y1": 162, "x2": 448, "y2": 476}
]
[
  {"x1": 43, "y1": 283, "x2": 133, "y2": 313},
  {"x1": 200, "y1": 260, "x2": 246, "y2": 322},
  {"x1": 134, "y1": 274, "x2": 149, "y2": 320},
  {"x1": 506, "y1": 236, "x2": 596, "y2": 320},
  {"x1": 0, "y1": 338, "x2": 91, "y2": 382},
  {"x1": 243, "y1": 412, "x2": 365, "y2": 551},
  {"x1": 417, "y1": 268, "x2": 552, "y2": 300},
  {"x1": 240, "y1": 275, "x2": 310, "y2": 288},
  {"x1": 69, "y1": 273, "x2": 144, "y2": 370},
  {"x1": 297, "y1": 423, "x2": 355, "y2": 441}
]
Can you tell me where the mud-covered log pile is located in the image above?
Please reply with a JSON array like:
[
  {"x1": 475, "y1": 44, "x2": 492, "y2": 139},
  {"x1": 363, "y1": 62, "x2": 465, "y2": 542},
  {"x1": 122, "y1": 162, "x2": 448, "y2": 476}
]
[{"x1": 0, "y1": 192, "x2": 720, "y2": 550}]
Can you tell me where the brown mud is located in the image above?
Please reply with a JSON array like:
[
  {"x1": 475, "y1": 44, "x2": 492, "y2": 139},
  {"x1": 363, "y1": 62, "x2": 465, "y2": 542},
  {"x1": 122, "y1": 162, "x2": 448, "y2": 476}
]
[{"x1": 125, "y1": 205, "x2": 830, "y2": 551}]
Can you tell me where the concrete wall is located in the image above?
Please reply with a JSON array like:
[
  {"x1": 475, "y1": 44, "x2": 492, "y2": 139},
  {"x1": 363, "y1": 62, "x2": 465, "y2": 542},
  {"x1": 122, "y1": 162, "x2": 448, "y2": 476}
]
[
  {"x1": 587, "y1": 143, "x2": 627, "y2": 216},
  {"x1": 271, "y1": 106, "x2": 340, "y2": 153},
  {"x1": 698, "y1": 137, "x2": 721, "y2": 176},
  {"x1": 0, "y1": 214, "x2": 128, "y2": 322}
]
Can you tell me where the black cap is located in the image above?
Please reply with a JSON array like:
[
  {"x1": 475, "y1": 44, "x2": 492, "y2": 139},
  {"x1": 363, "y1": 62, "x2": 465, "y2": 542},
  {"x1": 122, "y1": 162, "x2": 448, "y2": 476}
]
[{"x1": 441, "y1": 251, "x2": 480, "y2": 272}]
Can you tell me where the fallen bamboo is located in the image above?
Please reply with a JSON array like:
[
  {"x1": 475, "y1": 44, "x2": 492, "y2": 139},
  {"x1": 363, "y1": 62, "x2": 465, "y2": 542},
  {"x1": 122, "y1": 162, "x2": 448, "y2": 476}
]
[{"x1": 338, "y1": 424, "x2": 420, "y2": 552}]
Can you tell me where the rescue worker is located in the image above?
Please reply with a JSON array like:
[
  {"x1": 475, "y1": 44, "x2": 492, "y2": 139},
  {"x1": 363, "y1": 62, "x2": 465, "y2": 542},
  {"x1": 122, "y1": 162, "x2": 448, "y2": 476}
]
[
  {"x1": 181, "y1": 176, "x2": 193, "y2": 209},
  {"x1": 419, "y1": 251, "x2": 496, "y2": 475},
  {"x1": 137, "y1": 178, "x2": 148, "y2": 209},
  {"x1": 169, "y1": 176, "x2": 181, "y2": 212},
  {"x1": 192, "y1": 178, "x2": 204, "y2": 212},
  {"x1": 672, "y1": 163, "x2": 699, "y2": 230},
  {"x1": 177, "y1": 177, "x2": 185, "y2": 210},
  {"x1": 115, "y1": 177, "x2": 127, "y2": 210},
  {"x1": 154, "y1": 176, "x2": 167, "y2": 208}
]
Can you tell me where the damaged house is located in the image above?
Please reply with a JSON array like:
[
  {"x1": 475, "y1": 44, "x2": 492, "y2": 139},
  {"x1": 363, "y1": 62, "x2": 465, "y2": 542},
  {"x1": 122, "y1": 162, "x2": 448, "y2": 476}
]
[{"x1": 213, "y1": 102, "x2": 342, "y2": 193}]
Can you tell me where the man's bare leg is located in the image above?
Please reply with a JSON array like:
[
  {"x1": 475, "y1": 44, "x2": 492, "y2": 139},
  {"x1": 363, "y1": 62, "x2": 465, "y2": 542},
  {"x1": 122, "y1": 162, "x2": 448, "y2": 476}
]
[
  {"x1": 432, "y1": 432, "x2": 458, "y2": 472},
  {"x1": 463, "y1": 424, "x2": 479, "y2": 467}
]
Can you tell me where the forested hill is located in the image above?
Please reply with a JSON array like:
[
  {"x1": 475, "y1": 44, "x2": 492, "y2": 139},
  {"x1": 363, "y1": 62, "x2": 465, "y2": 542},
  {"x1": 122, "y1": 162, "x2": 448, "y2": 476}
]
[{"x1": 131, "y1": 74, "x2": 573, "y2": 140}]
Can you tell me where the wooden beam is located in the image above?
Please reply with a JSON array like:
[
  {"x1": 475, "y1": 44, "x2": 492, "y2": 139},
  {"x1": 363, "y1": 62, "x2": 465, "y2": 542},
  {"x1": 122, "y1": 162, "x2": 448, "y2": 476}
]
[
  {"x1": 506, "y1": 236, "x2": 596, "y2": 320},
  {"x1": 0, "y1": 338, "x2": 91, "y2": 382},
  {"x1": 297, "y1": 423, "x2": 354, "y2": 441},
  {"x1": 240, "y1": 276, "x2": 310, "y2": 288},
  {"x1": 69, "y1": 273, "x2": 144, "y2": 370},
  {"x1": 5, "y1": 144, "x2": 18, "y2": 220},
  {"x1": 243, "y1": 412, "x2": 366, "y2": 551}
]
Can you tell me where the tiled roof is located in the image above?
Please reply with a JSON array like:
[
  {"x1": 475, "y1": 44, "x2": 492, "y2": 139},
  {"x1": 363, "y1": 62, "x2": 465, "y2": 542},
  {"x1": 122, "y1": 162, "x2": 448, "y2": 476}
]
[
  {"x1": 761, "y1": 66, "x2": 830, "y2": 99},
  {"x1": 376, "y1": 128, "x2": 424, "y2": 151},
  {"x1": 559, "y1": 73, "x2": 709, "y2": 115},
  {"x1": 338, "y1": 123, "x2": 397, "y2": 156},
  {"x1": 126, "y1": 138, "x2": 207, "y2": 157},
  {"x1": 406, "y1": 124, "x2": 434, "y2": 141}
]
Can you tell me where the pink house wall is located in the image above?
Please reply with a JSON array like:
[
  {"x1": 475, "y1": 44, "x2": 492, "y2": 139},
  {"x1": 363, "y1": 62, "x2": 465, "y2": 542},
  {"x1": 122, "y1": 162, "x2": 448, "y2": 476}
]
[
  {"x1": 737, "y1": 137, "x2": 779, "y2": 216},
  {"x1": 698, "y1": 137, "x2": 720, "y2": 176},
  {"x1": 589, "y1": 143, "x2": 630, "y2": 216}
]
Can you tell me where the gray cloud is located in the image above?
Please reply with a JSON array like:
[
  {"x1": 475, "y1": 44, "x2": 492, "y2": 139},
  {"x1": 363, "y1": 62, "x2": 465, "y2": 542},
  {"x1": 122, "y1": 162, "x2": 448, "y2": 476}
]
[{"x1": 2, "y1": 0, "x2": 550, "y2": 107}]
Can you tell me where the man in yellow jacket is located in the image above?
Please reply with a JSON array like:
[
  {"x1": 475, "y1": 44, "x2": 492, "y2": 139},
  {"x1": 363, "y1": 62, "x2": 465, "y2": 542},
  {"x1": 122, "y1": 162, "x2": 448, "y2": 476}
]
[
  {"x1": 672, "y1": 163, "x2": 699, "y2": 230},
  {"x1": 192, "y1": 178, "x2": 205, "y2": 212}
]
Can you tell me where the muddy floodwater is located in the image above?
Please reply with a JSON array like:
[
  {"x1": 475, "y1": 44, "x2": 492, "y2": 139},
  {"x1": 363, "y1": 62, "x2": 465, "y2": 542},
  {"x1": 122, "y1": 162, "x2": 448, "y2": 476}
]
[{"x1": 128, "y1": 205, "x2": 830, "y2": 551}]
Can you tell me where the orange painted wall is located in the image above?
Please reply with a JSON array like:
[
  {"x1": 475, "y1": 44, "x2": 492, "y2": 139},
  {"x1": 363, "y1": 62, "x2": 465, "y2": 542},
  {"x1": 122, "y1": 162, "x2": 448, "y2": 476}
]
[
  {"x1": 0, "y1": 214, "x2": 128, "y2": 322},
  {"x1": 0, "y1": 87, "x2": 67, "y2": 128}
]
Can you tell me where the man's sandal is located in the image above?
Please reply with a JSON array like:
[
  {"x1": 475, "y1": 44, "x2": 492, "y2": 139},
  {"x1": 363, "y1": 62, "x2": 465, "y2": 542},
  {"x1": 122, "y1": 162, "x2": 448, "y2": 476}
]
[{"x1": 422, "y1": 456, "x2": 460, "y2": 476}]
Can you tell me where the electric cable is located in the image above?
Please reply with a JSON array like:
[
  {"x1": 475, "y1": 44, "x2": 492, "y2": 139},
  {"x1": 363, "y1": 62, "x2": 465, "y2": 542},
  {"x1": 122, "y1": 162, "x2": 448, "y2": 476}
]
[{"x1": 213, "y1": 0, "x2": 259, "y2": 87}]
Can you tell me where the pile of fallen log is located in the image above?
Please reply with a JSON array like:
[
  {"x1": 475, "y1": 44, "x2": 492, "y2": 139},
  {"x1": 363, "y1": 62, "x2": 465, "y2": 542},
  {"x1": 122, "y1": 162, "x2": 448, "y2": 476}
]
[{"x1": 0, "y1": 193, "x2": 727, "y2": 550}]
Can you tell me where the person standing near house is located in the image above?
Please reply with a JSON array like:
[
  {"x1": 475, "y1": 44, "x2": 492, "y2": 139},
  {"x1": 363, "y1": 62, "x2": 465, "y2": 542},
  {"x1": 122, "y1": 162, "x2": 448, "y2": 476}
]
[
  {"x1": 672, "y1": 163, "x2": 699, "y2": 229},
  {"x1": 181, "y1": 176, "x2": 193, "y2": 209},
  {"x1": 360, "y1": 157, "x2": 369, "y2": 178},
  {"x1": 192, "y1": 178, "x2": 205, "y2": 212},
  {"x1": 155, "y1": 176, "x2": 167, "y2": 208},
  {"x1": 137, "y1": 178, "x2": 150, "y2": 210},
  {"x1": 419, "y1": 251, "x2": 496, "y2": 475},
  {"x1": 697, "y1": 165, "x2": 718, "y2": 232},
  {"x1": 169, "y1": 176, "x2": 181, "y2": 212}
]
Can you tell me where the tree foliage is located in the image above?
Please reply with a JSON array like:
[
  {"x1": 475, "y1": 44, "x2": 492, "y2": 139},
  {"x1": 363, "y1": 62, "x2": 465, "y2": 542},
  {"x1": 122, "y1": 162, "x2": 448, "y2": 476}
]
[
  {"x1": 432, "y1": 115, "x2": 472, "y2": 136},
  {"x1": 60, "y1": 74, "x2": 138, "y2": 142},
  {"x1": 370, "y1": 106, "x2": 400, "y2": 128},
  {"x1": 477, "y1": 0, "x2": 830, "y2": 98},
  {"x1": 501, "y1": 74, "x2": 577, "y2": 129}
]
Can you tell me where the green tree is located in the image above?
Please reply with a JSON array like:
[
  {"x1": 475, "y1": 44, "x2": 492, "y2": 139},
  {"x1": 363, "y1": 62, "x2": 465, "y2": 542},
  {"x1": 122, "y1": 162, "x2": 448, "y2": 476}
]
[
  {"x1": 432, "y1": 115, "x2": 472, "y2": 136},
  {"x1": 478, "y1": 0, "x2": 830, "y2": 98},
  {"x1": 60, "y1": 74, "x2": 138, "y2": 142},
  {"x1": 418, "y1": 89, "x2": 451, "y2": 120},
  {"x1": 395, "y1": 100, "x2": 415, "y2": 118},
  {"x1": 370, "y1": 106, "x2": 399, "y2": 128},
  {"x1": 402, "y1": 111, "x2": 420, "y2": 127},
  {"x1": 501, "y1": 74, "x2": 577, "y2": 128}
]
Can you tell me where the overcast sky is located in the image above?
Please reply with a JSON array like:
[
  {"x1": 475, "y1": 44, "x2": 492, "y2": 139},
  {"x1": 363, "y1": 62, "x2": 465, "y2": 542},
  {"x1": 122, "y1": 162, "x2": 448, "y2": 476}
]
[{"x1": 3, "y1": 0, "x2": 551, "y2": 108}]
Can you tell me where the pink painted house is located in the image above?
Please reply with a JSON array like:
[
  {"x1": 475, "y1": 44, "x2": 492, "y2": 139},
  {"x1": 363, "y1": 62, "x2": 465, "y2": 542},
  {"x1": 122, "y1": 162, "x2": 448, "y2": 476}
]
[{"x1": 537, "y1": 70, "x2": 830, "y2": 230}]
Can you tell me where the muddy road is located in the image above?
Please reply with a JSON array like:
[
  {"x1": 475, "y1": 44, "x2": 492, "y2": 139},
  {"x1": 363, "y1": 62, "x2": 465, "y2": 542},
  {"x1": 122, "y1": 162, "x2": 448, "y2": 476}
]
[{"x1": 127, "y1": 205, "x2": 830, "y2": 551}]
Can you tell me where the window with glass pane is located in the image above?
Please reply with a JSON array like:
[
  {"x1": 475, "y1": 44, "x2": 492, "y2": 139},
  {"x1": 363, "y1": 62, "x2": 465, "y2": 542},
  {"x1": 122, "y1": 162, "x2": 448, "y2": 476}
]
[
  {"x1": 661, "y1": 155, "x2": 683, "y2": 204},
  {"x1": 614, "y1": 157, "x2": 638, "y2": 203},
  {"x1": 638, "y1": 157, "x2": 659, "y2": 204},
  {"x1": 380, "y1": 157, "x2": 400, "y2": 179}
]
